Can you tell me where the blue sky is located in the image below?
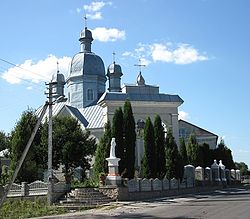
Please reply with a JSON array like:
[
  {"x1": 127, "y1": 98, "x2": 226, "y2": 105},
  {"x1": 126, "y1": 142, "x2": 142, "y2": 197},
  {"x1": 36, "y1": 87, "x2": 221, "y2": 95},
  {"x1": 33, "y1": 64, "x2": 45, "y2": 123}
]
[{"x1": 0, "y1": 0, "x2": 249, "y2": 167}]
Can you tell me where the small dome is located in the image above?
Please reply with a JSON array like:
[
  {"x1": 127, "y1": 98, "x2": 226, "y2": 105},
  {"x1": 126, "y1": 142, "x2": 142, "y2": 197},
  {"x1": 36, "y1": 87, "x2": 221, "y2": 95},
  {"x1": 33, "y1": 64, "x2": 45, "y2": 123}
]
[
  {"x1": 52, "y1": 73, "x2": 65, "y2": 84},
  {"x1": 69, "y1": 52, "x2": 106, "y2": 78},
  {"x1": 136, "y1": 72, "x2": 145, "y2": 85},
  {"x1": 80, "y1": 28, "x2": 93, "y2": 41},
  {"x1": 107, "y1": 62, "x2": 123, "y2": 76}
]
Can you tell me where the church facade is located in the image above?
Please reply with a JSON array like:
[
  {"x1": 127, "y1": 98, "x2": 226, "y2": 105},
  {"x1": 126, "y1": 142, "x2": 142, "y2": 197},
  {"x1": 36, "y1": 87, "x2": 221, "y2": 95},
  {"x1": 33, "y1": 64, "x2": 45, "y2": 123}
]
[{"x1": 46, "y1": 24, "x2": 216, "y2": 168}]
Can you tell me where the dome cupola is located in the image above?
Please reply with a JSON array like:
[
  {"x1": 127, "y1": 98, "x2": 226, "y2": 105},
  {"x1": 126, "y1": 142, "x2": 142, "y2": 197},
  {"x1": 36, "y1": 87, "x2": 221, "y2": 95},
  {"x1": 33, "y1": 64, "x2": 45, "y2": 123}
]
[{"x1": 107, "y1": 61, "x2": 123, "y2": 92}]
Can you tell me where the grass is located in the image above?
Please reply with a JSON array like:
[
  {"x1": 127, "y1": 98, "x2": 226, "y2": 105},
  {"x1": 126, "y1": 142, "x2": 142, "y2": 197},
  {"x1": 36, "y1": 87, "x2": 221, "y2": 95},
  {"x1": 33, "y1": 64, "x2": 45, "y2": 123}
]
[{"x1": 0, "y1": 198, "x2": 69, "y2": 219}]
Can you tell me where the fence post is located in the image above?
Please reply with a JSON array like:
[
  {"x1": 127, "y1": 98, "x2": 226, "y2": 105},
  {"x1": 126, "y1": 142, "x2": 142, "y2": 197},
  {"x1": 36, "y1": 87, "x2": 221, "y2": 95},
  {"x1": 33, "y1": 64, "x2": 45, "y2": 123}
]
[{"x1": 21, "y1": 182, "x2": 29, "y2": 196}]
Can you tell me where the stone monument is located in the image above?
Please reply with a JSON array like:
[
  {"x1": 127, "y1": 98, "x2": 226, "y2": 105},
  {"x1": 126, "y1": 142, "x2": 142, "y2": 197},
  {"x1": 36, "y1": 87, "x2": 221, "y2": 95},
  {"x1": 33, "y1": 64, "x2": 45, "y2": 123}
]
[{"x1": 105, "y1": 138, "x2": 122, "y2": 186}]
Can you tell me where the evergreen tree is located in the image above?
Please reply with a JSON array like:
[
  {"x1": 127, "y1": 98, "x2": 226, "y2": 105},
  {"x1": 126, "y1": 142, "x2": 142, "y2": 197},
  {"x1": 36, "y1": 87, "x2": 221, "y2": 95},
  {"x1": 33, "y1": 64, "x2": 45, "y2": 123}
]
[
  {"x1": 112, "y1": 107, "x2": 125, "y2": 175},
  {"x1": 187, "y1": 134, "x2": 200, "y2": 166},
  {"x1": 154, "y1": 115, "x2": 166, "y2": 179},
  {"x1": 0, "y1": 131, "x2": 10, "y2": 152},
  {"x1": 165, "y1": 129, "x2": 183, "y2": 180},
  {"x1": 123, "y1": 100, "x2": 136, "y2": 179},
  {"x1": 9, "y1": 109, "x2": 44, "y2": 183},
  {"x1": 179, "y1": 138, "x2": 188, "y2": 166},
  {"x1": 93, "y1": 121, "x2": 112, "y2": 178},
  {"x1": 141, "y1": 117, "x2": 156, "y2": 179},
  {"x1": 201, "y1": 143, "x2": 212, "y2": 168},
  {"x1": 213, "y1": 139, "x2": 235, "y2": 169}
]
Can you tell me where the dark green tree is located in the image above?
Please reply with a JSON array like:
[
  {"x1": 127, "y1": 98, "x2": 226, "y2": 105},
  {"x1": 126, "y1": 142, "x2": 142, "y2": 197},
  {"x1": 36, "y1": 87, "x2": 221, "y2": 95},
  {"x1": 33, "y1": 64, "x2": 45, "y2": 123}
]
[
  {"x1": 123, "y1": 100, "x2": 136, "y2": 179},
  {"x1": 0, "y1": 131, "x2": 10, "y2": 152},
  {"x1": 235, "y1": 162, "x2": 249, "y2": 176},
  {"x1": 41, "y1": 116, "x2": 96, "y2": 182},
  {"x1": 9, "y1": 109, "x2": 44, "y2": 183},
  {"x1": 93, "y1": 121, "x2": 112, "y2": 178},
  {"x1": 179, "y1": 138, "x2": 188, "y2": 166},
  {"x1": 165, "y1": 129, "x2": 183, "y2": 180},
  {"x1": 112, "y1": 107, "x2": 125, "y2": 175},
  {"x1": 201, "y1": 143, "x2": 212, "y2": 167},
  {"x1": 141, "y1": 117, "x2": 156, "y2": 179},
  {"x1": 154, "y1": 115, "x2": 166, "y2": 179},
  {"x1": 186, "y1": 134, "x2": 200, "y2": 166},
  {"x1": 213, "y1": 139, "x2": 235, "y2": 169}
]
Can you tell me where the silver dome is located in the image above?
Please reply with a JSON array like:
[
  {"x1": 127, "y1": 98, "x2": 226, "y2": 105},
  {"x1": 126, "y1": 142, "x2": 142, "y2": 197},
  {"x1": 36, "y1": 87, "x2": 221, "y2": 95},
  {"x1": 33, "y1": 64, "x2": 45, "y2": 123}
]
[{"x1": 69, "y1": 52, "x2": 106, "y2": 78}]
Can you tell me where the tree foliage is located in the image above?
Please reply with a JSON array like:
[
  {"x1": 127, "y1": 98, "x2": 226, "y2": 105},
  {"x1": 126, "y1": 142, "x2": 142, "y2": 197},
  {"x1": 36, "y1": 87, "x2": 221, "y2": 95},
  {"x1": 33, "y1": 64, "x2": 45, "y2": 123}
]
[
  {"x1": 0, "y1": 131, "x2": 10, "y2": 152},
  {"x1": 186, "y1": 134, "x2": 201, "y2": 167},
  {"x1": 112, "y1": 107, "x2": 125, "y2": 175},
  {"x1": 154, "y1": 115, "x2": 166, "y2": 179},
  {"x1": 235, "y1": 162, "x2": 249, "y2": 176},
  {"x1": 41, "y1": 116, "x2": 96, "y2": 182},
  {"x1": 123, "y1": 100, "x2": 136, "y2": 179},
  {"x1": 93, "y1": 121, "x2": 112, "y2": 178},
  {"x1": 9, "y1": 109, "x2": 44, "y2": 183},
  {"x1": 212, "y1": 140, "x2": 235, "y2": 169},
  {"x1": 141, "y1": 117, "x2": 156, "y2": 179},
  {"x1": 165, "y1": 129, "x2": 183, "y2": 180},
  {"x1": 179, "y1": 138, "x2": 188, "y2": 166}
]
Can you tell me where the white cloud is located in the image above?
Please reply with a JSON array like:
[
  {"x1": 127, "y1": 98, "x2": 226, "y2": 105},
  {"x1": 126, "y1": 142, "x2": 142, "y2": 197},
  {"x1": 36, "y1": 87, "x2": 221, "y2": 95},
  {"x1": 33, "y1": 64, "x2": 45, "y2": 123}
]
[
  {"x1": 83, "y1": 1, "x2": 112, "y2": 20},
  {"x1": 87, "y1": 12, "x2": 102, "y2": 20},
  {"x1": 76, "y1": 8, "x2": 81, "y2": 14},
  {"x1": 122, "y1": 51, "x2": 133, "y2": 56},
  {"x1": 151, "y1": 43, "x2": 173, "y2": 63},
  {"x1": 123, "y1": 42, "x2": 208, "y2": 66},
  {"x1": 92, "y1": 27, "x2": 125, "y2": 42},
  {"x1": 140, "y1": 57, "x2": 151, "y2": 66},
  {"x1": 84, "y1": 2, "x2": 106, "y2": 12},
  {"x1": 151, "y1": 43, "x2": 208, "y2": 64},
  {"x1": 26, "y1": 86, "x2": 33, "y2": 90},
  {"x1": 1, "y1": 55, "x2": 71, "y2": 84},
  {"x1": 178, "y1": 111, "x2": 189, "y2": 120}
]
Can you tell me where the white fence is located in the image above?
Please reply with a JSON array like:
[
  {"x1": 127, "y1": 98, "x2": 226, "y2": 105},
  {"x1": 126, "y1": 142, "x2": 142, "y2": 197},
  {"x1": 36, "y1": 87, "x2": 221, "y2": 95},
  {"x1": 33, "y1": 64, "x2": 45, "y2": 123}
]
[{"x1": 3, "y1": 181, "x2": 69, "y2": 197}]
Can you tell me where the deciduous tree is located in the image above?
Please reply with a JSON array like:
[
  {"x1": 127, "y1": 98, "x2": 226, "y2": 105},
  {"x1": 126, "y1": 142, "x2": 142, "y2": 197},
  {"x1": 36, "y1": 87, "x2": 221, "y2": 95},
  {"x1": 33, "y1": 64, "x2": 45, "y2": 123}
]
[{"x1": 41, "y1": 116, "x2": 96, "y2": 182}]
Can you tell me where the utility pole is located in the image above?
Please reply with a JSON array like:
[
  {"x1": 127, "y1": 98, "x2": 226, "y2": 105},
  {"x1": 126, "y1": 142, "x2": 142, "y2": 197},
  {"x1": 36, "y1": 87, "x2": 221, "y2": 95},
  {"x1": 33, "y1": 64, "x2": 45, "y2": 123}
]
[{"x1": 46, "y1": 81, "x2": 57, "y2": 205}]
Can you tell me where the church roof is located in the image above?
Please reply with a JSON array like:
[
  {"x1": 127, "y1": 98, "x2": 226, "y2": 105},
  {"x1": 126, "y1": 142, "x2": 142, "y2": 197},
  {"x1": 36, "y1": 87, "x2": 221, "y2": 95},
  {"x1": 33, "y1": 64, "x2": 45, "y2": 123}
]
[
  {"x1": 37, "y1": 102, "x2": 103, "y2": 129},
  {"x1": 98, "y1": 92, "x2": 184, "y2": 104},
  {"x1": 79, "y1": 104, "x2": 104, "y2": 129},
  {"x1": 68, "y1": 52, "x2": 106, "y2": 78}
]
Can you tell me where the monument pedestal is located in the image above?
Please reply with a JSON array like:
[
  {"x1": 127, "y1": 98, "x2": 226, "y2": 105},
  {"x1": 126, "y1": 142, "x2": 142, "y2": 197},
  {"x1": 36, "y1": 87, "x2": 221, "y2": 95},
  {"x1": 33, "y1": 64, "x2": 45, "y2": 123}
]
[{"x1": 106, "y1": 157, "x2": 121, "y2": 186}]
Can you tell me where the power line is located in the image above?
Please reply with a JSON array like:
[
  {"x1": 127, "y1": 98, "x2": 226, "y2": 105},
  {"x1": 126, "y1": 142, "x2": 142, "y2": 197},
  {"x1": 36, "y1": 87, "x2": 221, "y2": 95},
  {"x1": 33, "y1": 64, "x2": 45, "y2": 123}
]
[
  {"x1": 0, "y1": 57, "x2": 51, "y2": 81},
  {"x1": 0, "y1": 65, "x2": 45, "y2": 92}
]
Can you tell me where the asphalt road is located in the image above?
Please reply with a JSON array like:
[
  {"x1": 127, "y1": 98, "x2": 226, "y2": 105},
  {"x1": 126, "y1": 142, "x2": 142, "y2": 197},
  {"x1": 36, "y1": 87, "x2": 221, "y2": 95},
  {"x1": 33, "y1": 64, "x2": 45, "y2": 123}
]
[{"x1": 37, "y1": 187, "x2": 250, "y2": 219}]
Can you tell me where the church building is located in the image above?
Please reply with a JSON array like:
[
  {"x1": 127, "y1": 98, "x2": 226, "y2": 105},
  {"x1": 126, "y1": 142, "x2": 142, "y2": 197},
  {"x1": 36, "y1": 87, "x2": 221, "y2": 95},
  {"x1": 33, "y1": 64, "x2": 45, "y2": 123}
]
[{"x1": 45, "y1": 23, "x2": 216, "y2": 168}]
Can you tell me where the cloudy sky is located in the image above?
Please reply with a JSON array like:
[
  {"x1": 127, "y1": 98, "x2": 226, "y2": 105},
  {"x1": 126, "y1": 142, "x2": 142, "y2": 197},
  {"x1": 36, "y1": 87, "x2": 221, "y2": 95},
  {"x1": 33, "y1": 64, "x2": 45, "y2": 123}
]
[{"x1": 0, "y1": 0, "x2": 249, "y2": 167}]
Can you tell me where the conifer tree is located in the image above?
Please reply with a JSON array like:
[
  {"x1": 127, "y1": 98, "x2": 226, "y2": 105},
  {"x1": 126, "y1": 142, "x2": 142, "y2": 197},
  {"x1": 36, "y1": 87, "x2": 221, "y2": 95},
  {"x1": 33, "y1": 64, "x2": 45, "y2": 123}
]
[
  {"x1": 154, "y1": 115, "x2": 166, "y2": 179},
  {"x1": 165, "y1": 129, "x2": 183, "y2": 179},
  {"x1": 180, "y1": 137, "x2": 188, "y2": 166},
  {"x1": 142, "y1": 117, "x2": 156, "y2": 179},
  {"x1": 186, "y1": 134, "x2": 198, "y2": 165},
  {"x1": 93, "y1": 121, "x2": 112, "y2": 178},
  {"x1": 123, "y1": 100, "x2": 136, "y2": 179},
  {"x1": 112, "y1": 107, "x2": 125, "y2": 174}
]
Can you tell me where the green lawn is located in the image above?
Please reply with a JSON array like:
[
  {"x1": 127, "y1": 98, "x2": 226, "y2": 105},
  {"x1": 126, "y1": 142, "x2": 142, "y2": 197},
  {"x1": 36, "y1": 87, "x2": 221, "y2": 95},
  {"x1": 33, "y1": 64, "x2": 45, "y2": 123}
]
[{"x1": 0, "y1": 198, "x2": 69, "y2": 219}]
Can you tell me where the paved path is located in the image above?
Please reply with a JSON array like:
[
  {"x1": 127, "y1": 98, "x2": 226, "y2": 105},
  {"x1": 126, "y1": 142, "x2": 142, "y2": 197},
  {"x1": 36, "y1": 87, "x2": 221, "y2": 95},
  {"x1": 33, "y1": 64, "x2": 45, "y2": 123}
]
[{"x1": 35, "y1": 187, "x2": 250, "y2": 219}]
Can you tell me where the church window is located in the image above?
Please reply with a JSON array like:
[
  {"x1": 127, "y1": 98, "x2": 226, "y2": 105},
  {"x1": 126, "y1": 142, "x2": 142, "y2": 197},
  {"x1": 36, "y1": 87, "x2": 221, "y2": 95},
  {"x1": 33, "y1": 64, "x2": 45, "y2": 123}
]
[{"x1": 87, "y1": 89, "x2": 93, "y2": 101}]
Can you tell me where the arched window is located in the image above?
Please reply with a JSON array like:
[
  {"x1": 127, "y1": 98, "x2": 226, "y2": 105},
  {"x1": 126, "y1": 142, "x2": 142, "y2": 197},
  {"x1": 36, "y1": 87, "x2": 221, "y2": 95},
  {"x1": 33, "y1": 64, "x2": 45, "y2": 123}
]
[{"x1": 87, "y1": 89, "x2": 93, "y2": 101}]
